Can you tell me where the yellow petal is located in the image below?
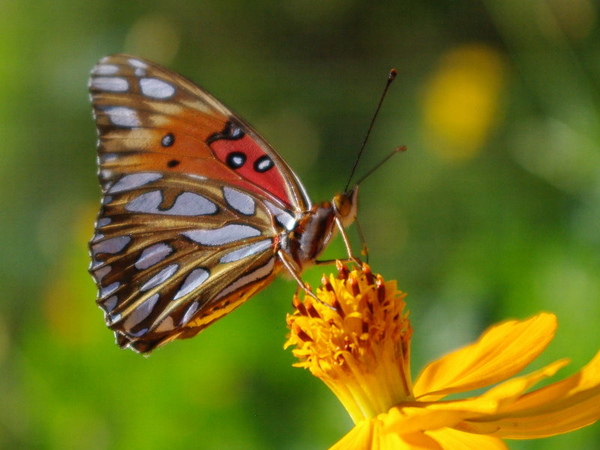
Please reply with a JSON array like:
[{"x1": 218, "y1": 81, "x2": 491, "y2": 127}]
[
  {"x1": 466, "y1": 351, "x2": 600, "y2": 438},
  {"x1": 426, "y1": 427, "x2": 508, "y2": 450},
  {"x1": 504, "y1": 350, "x2": 600, "y2": 412},
  {"x1": 478, "y1": 359, "x2": 569, "y2": 408},
  {"x1": 384, "y1": 406, "x2": 471, "y2": 434},
  {"x1": 382, "y1": 397, "x2": 507, "y2": 434},
  {"x1": 329, "y1": 419, "x2": 373, "y2": 450},
  {"x1": 414, "y1": 314, "x2": 557, "y2": 400},
  {"x1": 330, "y1": 415, "x2": 446, "y2": 450}
]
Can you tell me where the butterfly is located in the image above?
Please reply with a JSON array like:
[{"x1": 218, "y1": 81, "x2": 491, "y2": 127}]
[{"x1": 88, "y1": 54, "x2": 359, "y2": 353}]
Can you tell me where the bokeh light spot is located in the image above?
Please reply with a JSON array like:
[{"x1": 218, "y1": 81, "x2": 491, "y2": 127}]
[{"x1": 421, "y1": 44, "x2": 508, "y2": 162}]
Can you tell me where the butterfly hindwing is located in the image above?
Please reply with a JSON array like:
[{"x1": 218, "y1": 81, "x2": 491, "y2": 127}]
[{"x1": 90, "y1": 172, "x2": 283, "y2": 352}]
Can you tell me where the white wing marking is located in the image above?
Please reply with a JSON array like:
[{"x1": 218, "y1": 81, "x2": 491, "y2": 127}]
[
  {"x1": 183, "y1": 224, "x2": 261, "y2": 246},
  {"x1": 140, "y1": 264, "x2": 179, "y2": 292}
]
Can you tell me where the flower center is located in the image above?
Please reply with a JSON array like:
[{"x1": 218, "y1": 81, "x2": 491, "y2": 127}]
[{"x1": 285, "y1": 262, "x2": 414, "y2": 422}]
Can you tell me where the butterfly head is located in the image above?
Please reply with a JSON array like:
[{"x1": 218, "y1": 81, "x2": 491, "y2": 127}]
[{"x1": 333, "y1": 186, "x2": 359, "y2": 228}]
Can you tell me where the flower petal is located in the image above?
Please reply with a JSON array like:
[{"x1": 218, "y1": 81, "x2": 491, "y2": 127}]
[
  {"x1": 477, "y1": 359, "x2": 569, "y2": 408},
  {"x1": 414, "y1": 313, "x2": 557, "y2": 400},
  {"x1": 329, "y1": 419, "x2": 374, "y2": 450},
  {"x1": 384, "y1": 406, "x2": 472, "y2": 434},
  {"x1": 330, "y1": 414, "x2": 445, "y2": 450},
  {"x1": 426, "y1": 428, "x2": 508, "y2": 450},
  {"x1": 465, "y1": 351, "x2": 600, "y2": 438}
]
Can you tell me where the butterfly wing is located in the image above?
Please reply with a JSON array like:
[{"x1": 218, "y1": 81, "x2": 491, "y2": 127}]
[
  {"x1": 89, "y1": 54, "x2": 306, "y2": 352},
  {"x1": 90, "y1": 173, "x2": 282, "y2": 353},
  {"x1": 90, "y1": 54, "x2": 311, "y2": 210}
]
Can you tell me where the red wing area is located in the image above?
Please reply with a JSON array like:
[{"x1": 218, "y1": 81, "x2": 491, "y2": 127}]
[{"x1": 209, "y1": 132, "x2": 291, "y2": 207}]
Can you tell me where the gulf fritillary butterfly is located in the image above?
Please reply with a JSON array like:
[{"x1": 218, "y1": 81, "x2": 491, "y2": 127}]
[{"x1": 89, "y1": 54, "x2": 360, "y2": 353}]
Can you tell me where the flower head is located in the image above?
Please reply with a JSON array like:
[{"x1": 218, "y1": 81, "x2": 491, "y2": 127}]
[{"x1": 286, "y1": 262, "x2": 600, "y2": 449}]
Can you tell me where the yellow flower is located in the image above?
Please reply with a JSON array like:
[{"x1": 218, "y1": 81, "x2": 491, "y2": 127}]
[{"x1": 285, "y1": 262, "x2": 600, "y2": 449}]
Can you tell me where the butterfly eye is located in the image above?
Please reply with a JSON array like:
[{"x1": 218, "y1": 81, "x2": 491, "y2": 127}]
[
  {"x1": 333, "y1": 187, "x2": 359, "y2": 227},
  {"x1": 226, "y1": 151, "x2": 247, "y2": 169},
  {"x1": 333, "y1": 193, "x2": 352, "y2": 217}
]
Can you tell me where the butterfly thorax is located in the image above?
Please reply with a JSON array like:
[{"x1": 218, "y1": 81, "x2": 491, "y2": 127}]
[{"x1": 281, "y1": 186, "x2": 358, "y2": 270}]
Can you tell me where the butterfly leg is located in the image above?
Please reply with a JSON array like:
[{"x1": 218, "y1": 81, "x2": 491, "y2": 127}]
[
  {"x1": 277, "y1": 250, "x2": 319, "y2": 300},
  {"x1": 314, "y1": 258, "x2": 354, "y2": 266},
  {"x1": 315, "y1": 217, "x2": 366, "y2": 267},
  {"x1": 334, "y1": 217, "x2": 362, "y2": 266},
  {"x1": 354, "y1": 216, "x2": 370, "y2": 260},
  {"x1": 314, "y1": 218, "x2": 363, "y2": 266}
]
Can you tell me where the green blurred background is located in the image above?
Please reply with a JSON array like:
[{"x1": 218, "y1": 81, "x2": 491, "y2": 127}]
[{"x1": 1, "y1": 0, "x2": 599, "y2": 448}]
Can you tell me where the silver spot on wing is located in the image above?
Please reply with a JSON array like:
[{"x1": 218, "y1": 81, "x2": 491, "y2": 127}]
[
  {"x1": 140, "y1": 77, "x2": 176, "y2": 99},
  {"x1": 223, "y1": 186, "x2": 256, "y2": 216},
  {"x1": 173, "y1": 268, "x2": 210, "y2": 300},
  {"x1": 166, "y1": 192, "x2": 218, "y2": 215},
  {"x1": 219, "y1": 239, "x2": 273, "y2": 264},
  {"x1": 94, "y1": 64, "x2": 119, "y2": 75},
  {"x1": 101, "y1": 295, "x2": 118, "y2": 313},
  {"x1": 126, "y1": 191, "x2": 218, "y2": 216},
  {"x1": 215, "y1": 257, "x2": 275, "y2": 301},
  {"x1": 107, "y1": 312, "x2": 122, "y2": 325},
  {"x1": 135, "y1": 243, "x2": 174, "y2": 270},
  {"x1": 108, "y1": 173, "x2": 162, "y2": 194},
  {"x1": 124, "y1": 293, "x2": 160, "y2": 329},
  {"x1": 140, "y1": 264, "x2": 179, "y2": 292},
  {"x1": 125, "y1": 190, "x2": 163, "y2": 214},
  {"x1": 92, "y1": 236, "x2": 131, "y2": 256},
  {"x1": 91, "y1": 233, "x2": 104, "y2": 243},
  {"x1": 129, "y1": 327, "x2": 149, "y2": 338},
  {"x1": 91, "y1": 76, "x2": 129, "y2": 92},
  {"x1": 180, "y1": 302, "x2": 200, "y2": 325},
  {"x1": 94, "y1": 265, "x2": 112, "y2": 282},
  {"x1": 128, "y1": 58, "x2": 147, "y2": 76},
  {"x1": 99, "y1": 153, "x2": 119, "y2": 164},
  {"x1": 183, "y1": 224, "x2": 261, "y2": 246},
  {"x1": 100, "y1": 281, "x2": 120, "y2": 299},
  {"x1": 97, "y1": 217, "x2": 111, "y2": 228},
  {"x1": 103, "y1": 106, "x2": 140, "y2": 128}
]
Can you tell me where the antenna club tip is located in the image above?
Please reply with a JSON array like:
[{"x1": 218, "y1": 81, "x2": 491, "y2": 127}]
[
  {"x1": 388, "y1": 69, "x2": 398, "y2": 80},
  {"x1": 396, "y1": 145, "x2": 407, "y2": 152}
]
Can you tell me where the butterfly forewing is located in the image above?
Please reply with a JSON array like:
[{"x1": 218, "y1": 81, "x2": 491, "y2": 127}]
[
  {"x1": 89, "y1": 54, "x2": 312, "y2": 353},
  {"x1": 90, "y1": 54, "x2": 310, "y2": 210}
]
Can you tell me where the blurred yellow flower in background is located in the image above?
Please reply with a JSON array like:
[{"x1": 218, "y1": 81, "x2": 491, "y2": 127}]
[
  {"x1": 286, "y1": 263, "x2": 600, "y2": 449},
  {"x1": 421, "y1": 44, "x2": 508, "y2": 161}
]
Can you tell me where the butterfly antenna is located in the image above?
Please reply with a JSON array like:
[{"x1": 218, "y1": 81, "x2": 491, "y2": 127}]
[
  {"x1": 344, "y1": 68, "x2": 398, "y2": 193},
  {"x1": 353, "y1": 145, "x2": 407, "y2": 187}
]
